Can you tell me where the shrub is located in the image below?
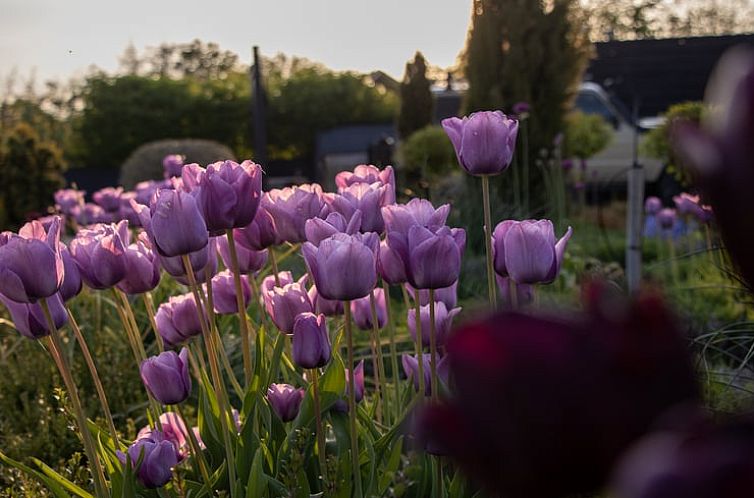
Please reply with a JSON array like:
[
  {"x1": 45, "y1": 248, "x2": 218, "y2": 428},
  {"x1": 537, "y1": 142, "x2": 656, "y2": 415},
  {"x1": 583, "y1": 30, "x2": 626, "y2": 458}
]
[
  {"x1": 398, "y1": 125, "x2": 458, "y2": 193},
  {"x1": 562, "y1": 110, "x2": 613, "y2": 160}
]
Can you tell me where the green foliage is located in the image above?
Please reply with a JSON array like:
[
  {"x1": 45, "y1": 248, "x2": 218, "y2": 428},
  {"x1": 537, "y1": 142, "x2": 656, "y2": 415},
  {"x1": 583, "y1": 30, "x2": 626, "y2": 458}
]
[
  {"x1": 397, "y1": 52, "x2": 433, "y2": 139},
  {"x1": 399, "y1": 125, "x2": 457, "y2": 185},
  {"x1": 563, "y1": 111, "x2": 613, "y2": 160},
  {"x1": 0, "y1": 124, "x2": 66, "y2": 228},
  {"x1": 642, "y1": 101, "x2": 704, "y2": 186}
]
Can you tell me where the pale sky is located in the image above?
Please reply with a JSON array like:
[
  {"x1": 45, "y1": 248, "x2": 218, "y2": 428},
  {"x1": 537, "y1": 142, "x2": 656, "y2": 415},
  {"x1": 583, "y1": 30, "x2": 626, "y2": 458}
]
[{"x1": 0, "y1": 0, "x2": 472, "y2": 85}]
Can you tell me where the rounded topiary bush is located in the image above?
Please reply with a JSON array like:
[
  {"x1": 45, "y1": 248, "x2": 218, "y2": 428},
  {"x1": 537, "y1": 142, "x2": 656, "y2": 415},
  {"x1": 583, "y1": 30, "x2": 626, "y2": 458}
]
[{"x1": 119, "y1": 138, "x2": 236, "y2": 188}]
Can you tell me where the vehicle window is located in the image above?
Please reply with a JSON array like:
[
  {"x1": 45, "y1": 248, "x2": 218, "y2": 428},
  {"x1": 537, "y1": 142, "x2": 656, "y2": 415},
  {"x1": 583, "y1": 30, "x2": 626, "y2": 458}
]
[{"x1": 575, "y1": 92, "x2": 617, "y2": 124}]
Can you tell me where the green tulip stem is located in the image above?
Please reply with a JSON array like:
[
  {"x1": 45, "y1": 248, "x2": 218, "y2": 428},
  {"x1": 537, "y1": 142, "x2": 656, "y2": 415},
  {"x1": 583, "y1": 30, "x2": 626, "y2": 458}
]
[
  {"x1": 481, "y1": 175, "x2": 498, "y2": 308},
  {"x1": 64, "y1": 306, "x2": 119, "y2": 448},
  {"x1": 225, "y1": 229, "x2": 253, "y2": 386},
  {"x1": 174, "y1": 404, "x2": 212, "y2": 490},
  {"x1": 311, "y1": 368, "x2": 328, "y2": 490},
  {"x1": 143, "y1": 292, "x2": 164, "y2": 353},
  {"x1": 382, "y1": 280, "x2": 400, "y2": 422},
  {"x1": 40, "y1": 300, "x2": 109, "y2": 498},
  {"x1": 343, "y1": 303, "x2": 363, "y2": 498},
  {"x1": 369, "y1": 290, "x2": 388, "y2": 424},
  {"x1": 414, "y1": 301, "x2": 426, "y2": 399},
  {"x1": 428, "y1": 288, "x2": 438, "y2": 403},
  {"x1": 667, "y1": 238, "x2": 680, "y2": 286},
  {"x1": 269, "y1": 249, "x2": 281, "y2": 287},
  {"x1": 182, "y1": 255, "x2": 238, "y2": 498}
]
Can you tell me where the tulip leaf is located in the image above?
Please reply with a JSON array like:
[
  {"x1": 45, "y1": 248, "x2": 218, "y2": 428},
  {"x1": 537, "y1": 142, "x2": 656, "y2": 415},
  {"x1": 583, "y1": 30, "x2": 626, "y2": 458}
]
[
  {"x1": 32, "y1": 457, "x2": 96, "y2": 498},
  {"x1": 0, "y1": 450, "x2": 73, "y2": 498},
  {"x1": 245, "y1": 448, "x2": 267, "y2": 498},
  {"x1": 378, "y1": 436, "x2": 403, "y2": 495}
]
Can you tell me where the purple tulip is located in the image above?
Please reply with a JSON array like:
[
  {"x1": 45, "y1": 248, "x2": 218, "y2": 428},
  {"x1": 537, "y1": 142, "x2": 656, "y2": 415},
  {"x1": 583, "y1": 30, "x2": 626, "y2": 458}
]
[
  {"x1": 0, "y1": 292, "x2": 67, "y2": 339},
  {"x1": 216, "y1": 234, "x2": 268, "y2": 274},
  {"x1": 136, "y1": 188, "x2": 208, "y2": 257},
  {"x1": 350, "y1": 288, "x2": 387, "y2": 330},
  {"x1": 402, "y1": 353, "x2": 448, "y2": 395},
  {"x1": 442, "y1": 111, "x2": 519, "y2": 176},
  {"x1": 184, "y1": 160, "x2": 263, "y2": 234},
  {"x1": 159, "y1": 240, "x2": 218, "y2": 287},
  {"x1": 260, "y1": 271, "x2": 294, "y2": 297},
  {"x1": 262, "y1": 275, "x2": 313, "y2": 333},
  {"x1": 93, "y1": 187, "x2": 123, "y2": 213},
  {"x1": 116, "y1": 232, "x2": 161, "y2": 295},
  {"x1": 137, "y1": 412, "x2": 189, "y2": 462},
  {"x1": 155, "y1": 294, "x2": 203, "y2": 347},
  {"x1": 330, "y1": 182, "x2": 393, "y2": 233},
  {"x1": 266, "y1": 383, "x2": 305, "y2": 422},
  {"x1": 335, "y1": 164, "x2": 396, "y2": 203},
  {"x1": 134, "y1": 180, "x2": 166, "y2": 205},
  {"x1": 54, "y1": 189, "x2": 84, "y2": 215},
  {"x1": 232, "y1": 207, "x2": 281, "y2": 251},
  {"x1": 404, "y1": 225, "x2": 466, "y2": 289},
  {"x1": 71, "y1": 202, "x2": 113, "y2": 225},
  {"x1": 117, "y1": 431, "x2": 178, "y2": 488},
  {"x1": 261, "y1": 184, "x2": 329, "y2": 243},
  {"x1": 69, "y1": 221, "x2": 129, "y2": 290},
  {"x1": 512, "y1": 101, "x2": 531, "y2": 116},
  {"x1": 302, "y1": 232, "x2": 379, "y2": 301},
  {"x1": 0, "y1": 217, "x2": 64, "y2": 303},
  {"x1": 408, "y1": 301, "x2": 462, "y2": 348},
  {"x1": 59, "y1": 245, "x2": 82, "y2": 301},
  {"x1": 308, "y1": 285, "x2": 344, "y2": 316},
  {"x1": 644, "y1": 197, "x2": 662, "y2": 215},
  {"x1": 382, "y1": 198, "x2": 450, "y2": 238},
  {"x1": 292, "y1": 312, "x2": 331, "y2": 369},
  {"x1": 304, "y1": 211, "x2": 362, "y2": 246},
  {"x1": 333, "y1": 360, "x2": 366, "y2": 412},
  {"x1": 492, "y1": 220, "x2": 516, "y2": 277},
  {"x1": 657, "y1": 208, "x2": 677, "y2": 231},
  {"x1": 208, "y1": 269, "x2": 250, "y2": 314},
  {"x1": 495, "y1": 275, "x2": 534, "y2": 307},
  {"x1": 406, "y1": 282, "x2": 458, "y2": 309},
  {"x1": 163, "y1": 154, "x2": 184, "y2": 179},
  {"x1": 140, "y1": 348, "x2": 192, "y2": 405},
  {"x1": 499, "y1": 220, "x2": 572, "y2": 285}
]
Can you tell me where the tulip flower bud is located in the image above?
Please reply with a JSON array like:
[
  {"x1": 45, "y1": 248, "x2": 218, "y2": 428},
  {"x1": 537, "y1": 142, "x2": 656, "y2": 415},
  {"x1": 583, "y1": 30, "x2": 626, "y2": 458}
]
[
  {"x1": 260, "y1": 271, "x2": 294, "y2": 296},
  {"x1": 137, "y1": 412, "x2": 189, "y2": 462},
  {"x1": 292, "y1": 312, "x2": 331, "y2": 369},
  {"x1": 54, "y1": 188, "x2": 85, "y2": 215},
  {"x1": 72, "y1": 202, "x2": 113, "y2": 225},
  {"x1": 442, "y1": 111, "x2": 519, "y2": 176},
  {"x1": 0, "y1": 292, "x2": 67, "y2": 339},
  {"x1": 263, "y1": 275, "x2": 313, "y2": 333},
  {"x1": 495, "y1": 275, "x2": 534, "y2": 307},
  {"x1": 402, "y1": 353, "x2": 434, "y2": 396},
  {"x1": 162, "y1": 154, "x2": 184, "y2": 179},
  {"x1": 350, "y1": 288, "x2": 387, "y2": 330},
  {"x1": 332, "y1": 360, "x2": 366, "y2": 413},
  {"x1": 657, "y1": 208, "x2": 677, "y2": 231},
  {"x1": 644, "y1": 197, "x2": 662, "y2": 215},
  {"x1": 140, "y1": 348, "x2": 192, "y2": 405},
  {"x1": 304, "y1": 211, "x2": 362, "y2": 246},
  {"x1": 262, "y1": 184, "x2": 328, "y2": 243},
  {"x1": 407, "y1": 301, "x2": 462, "y2": 348},
  {"x1": 216, "y1": 234, "x2": 267, "y2": 274},
  {"x1": 140, "y1": 188, "x2": 208, "y2": 257},
  {"x1": 501, "y1": 220, "x2": 572, "y2": 285},
  {"x1": 406, "y1": 282, "x2": 458, "y2": 309},
  {"x1": 155, "y1": 294, "x2": 203, "y2": 347},
  {"x1": 330, "y1": 182, "x2": 393, "y2": 233},
  {"x1": 267, "y1": 383, "x2": 305, "y2": 422},
  {"x1": 59, "y1": 245, "x2": 83, "y2": 301},
  {"x1": 208, "y1": 270, "x2": 250, "y2": 314},
  {"x1": 117, "y1": 431, "x2": 178, "y2": 488},
  {"x1": 159, "y1": 240, "x2": 218, "y2": 286},
  {"x1": 378, "y1": 239, "x2": 408, "y2": 285},
  {"x1": 93, "y1": 187, "x2": 124, "y2": 213},
  {"x1": 117, "y1": 233, "x2": 161, "y2": 295},
  {"x1": 302, "y1": 232, "x2": 379, "y2": 301},
  {"x1": 308, "y1": 285, "x2": 344, "y2": 316},
  {"x1": 406, "y1": 226, "x2": 465, "y2": 290},
  {"x1": 0, "y1": 217, "x2": 64, "y2": 303},
  {"x1": 335, "y1": 164, "x2": 396, "y2": 204},
  {"x1": 69, "y1": 221, "x2": 129, "y2": 290},
  {"x1": 233, "y1": 207, "x2": 280, "y2": 251}
]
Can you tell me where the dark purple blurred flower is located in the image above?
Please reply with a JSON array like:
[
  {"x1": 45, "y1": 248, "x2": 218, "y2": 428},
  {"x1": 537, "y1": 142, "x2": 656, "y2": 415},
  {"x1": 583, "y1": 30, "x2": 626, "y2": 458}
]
[
  {"x1": 155, "y1": 293, "x2": 203, "y2": 347},
  {"x1": 496, "y1": 220, "x2": 572, "y2": 285},
  {"x1": 140, "y1": 348, "x2": 191, "y2": 405},
  {"x1": 163, "y1": 154, "x2": 184, "y2": 179},
  {"x1": 673, "y1": 48, "x2": 754, "y2": 289},
  {"x1": 208, "y1": 269, "x2": 250, "y2": 314},
  {"x1": 59, "y1": 245, "x2": 82, "y2": 301},
  {"x1": 262, "y1": 274, "x2": 313, "y2": 333},
  {"x1": 330, "y1": 182, "x2": 393, "y2": 233},
  {"x1": 402, "y1": 353, "x2": 448, "y2": 396},
  {"x1": 657, "y1": 208, "x2": 677, "y2": 231},
  {"x1": 71, "y1": 203, "x2": 113, "y2": 225},
  {"x1": 308, "y1": 285, "x2": 343, "y2": 316},
  {"x1": 611, "y1": 414, "x2": 754, "y2": 498},
  {"x1": 0, "y1": 292, "x2": 67, "y2": 339},
  {"x1": 233, "y1": 207, "x2": 280, "y2": 251},
  {"x1": 335, "y1": 164, "x2": 396, "y2": 203},
  {"x1": 442, "y1": 111, "x2": 519, "y2": 176},
  {"x1": 267, "y1": 383, "x2": 305, "y2": 422},
  {"x1": 116, "y1": 232, "x2": 161, "y2": 295},
  {"x1": 673, "y1": 193, "x2": 707, "y2": 221},
  {"x1": 136, "y1": 188, "x2": 208, "y2": 257},
  {"x1": 261, "y1": 184, "x2": 328, "y2": 243},
  {"x1": 512, "y1": 101, "x2": 531, "y2": 116},
  {"x1": 302, "y1": 232, "x2": 379, "y2": 301},
  {"x1": 404, "y1": 225, "x2": 465, "y2": 289},
  {"x1": 334, "y1": 360, "x2": 366, "y2": 412},
  {"x1": 561, "y1": 159, "x2": 574, "y2": 172},
  {"x1": 184, "y1": 160, "x2": 263, "y2": 234},
  {"x1": 292, "y1": 312, "x2": 331, "y2": 369},
  {"x1": 645, "y1": 197, "x2": 662, "y2": 215},
  {"x1": 216, "y1": 234, "x2": 267, "y2": 274},
  {"x1": 69, "y1": 221, "x2": 129, "y2": 290},
  {"x1": 350, "y1": 288, "x2": 387, "y2": 330},
  {"x1": 407, "y1": 282, "x2": 458, "y2": 309},
  {"x1": 420, "y1": 283, "x2": 700, "y2": 498},
  {"x1": 54, "y1": 189, "x2": 85, "y2": 215},
  {"x1": 0, "y1": 217, "x2": 64, "y2": 303},
  {"x1": 117, "y1": 430, "x2": 178, "y2": 488},
  {"x1": 93, "y1": 187, "x2": 123, "y2": 213},
  {"x1": 305, "y1": 211, "x2": 362, "y2": 246},
  {"x1": 408, "y1": 301, "x2": 461, "y2": 348}
]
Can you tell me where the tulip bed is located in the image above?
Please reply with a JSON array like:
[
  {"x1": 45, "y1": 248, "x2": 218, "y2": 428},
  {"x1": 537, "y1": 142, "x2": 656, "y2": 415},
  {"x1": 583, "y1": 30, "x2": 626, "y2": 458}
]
[{"x1": 1, "y1": 91, "x2": 754, "y2": 498}]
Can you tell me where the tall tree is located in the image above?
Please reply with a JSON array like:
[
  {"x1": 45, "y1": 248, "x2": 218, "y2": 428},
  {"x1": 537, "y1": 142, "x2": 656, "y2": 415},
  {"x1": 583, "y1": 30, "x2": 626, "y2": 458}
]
[{"x1": 397, "y1": 52, "x2": 434, "y2": 139}]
